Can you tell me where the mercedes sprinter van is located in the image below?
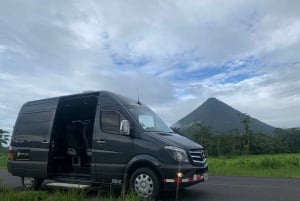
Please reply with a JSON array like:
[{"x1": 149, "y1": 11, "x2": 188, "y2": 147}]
[{"x1": 8, "y1": 91, "x2": 208, "y2": 199}]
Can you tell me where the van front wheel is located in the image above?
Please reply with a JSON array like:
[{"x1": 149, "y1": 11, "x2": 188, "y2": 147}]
[
  {"x1": 130, "y1": 168, "x2": 160, "y2": 199},
  {"x1": 22, "y1": 177, "x2": 43, "y2": 190}
]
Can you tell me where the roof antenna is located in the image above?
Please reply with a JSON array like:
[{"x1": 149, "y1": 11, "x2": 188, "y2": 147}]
[{"x1": 137, "y1": 88, "x2": 141, "y2": 105}]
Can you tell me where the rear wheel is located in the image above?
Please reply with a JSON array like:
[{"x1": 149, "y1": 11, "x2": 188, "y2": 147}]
[
  {"x1": 130, "y1": 168, "x2": 160, "y2": 199},
  {"x1": 22, "y1": 177, "x2": 43, "y2": 190}
]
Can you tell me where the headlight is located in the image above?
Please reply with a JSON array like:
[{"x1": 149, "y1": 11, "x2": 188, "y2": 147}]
[{"x1": 165, "y1": 146, "x2": 189, "y2": 163}]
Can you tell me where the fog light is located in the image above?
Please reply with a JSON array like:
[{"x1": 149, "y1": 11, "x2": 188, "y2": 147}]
[
  {"x1": 177, "y1": 172, "x2": 183, "y2": 178},
  {"x1": 203, "y1": 172, "x2": 209, "y2": 181}
]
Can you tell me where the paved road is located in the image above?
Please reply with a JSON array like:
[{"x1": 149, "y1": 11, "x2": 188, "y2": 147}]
[
  {"x1": 1, "y1": 169, "x2": 300, "y2": 201},
  {"x1": 159, "y1": 176, "x2": 300, "y2": 201}
]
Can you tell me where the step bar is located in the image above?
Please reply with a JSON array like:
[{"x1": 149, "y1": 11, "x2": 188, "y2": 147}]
[{"x1": 46, "y1": 182, "x2": 91, "y2": 189}]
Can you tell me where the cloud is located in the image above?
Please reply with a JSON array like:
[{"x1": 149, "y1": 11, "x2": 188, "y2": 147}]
[
  {"x1": 1, "y1": 0, "x2": 300, "y2": 134},
  {"x1": 169, "y1": 64, "x2": 300, "y2": 128}
]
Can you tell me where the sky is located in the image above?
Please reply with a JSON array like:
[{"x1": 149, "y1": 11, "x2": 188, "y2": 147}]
[{"x1": 1, "y1": 0, "x2": 300, "y2": 135}]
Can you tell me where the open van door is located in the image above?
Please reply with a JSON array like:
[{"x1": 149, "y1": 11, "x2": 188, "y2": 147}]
[{"x1": 8, "y1": 98, "x2": 59, "y2": 181}]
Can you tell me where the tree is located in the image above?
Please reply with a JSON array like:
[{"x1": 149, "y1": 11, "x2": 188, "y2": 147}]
[
  {"x1": 250, "y1": 132, "x2": 274, "y2": 154},
  {"x1": 0, "y1": 129, "x2": 9, "y2": 147},
  {"x1": 228, "y1": 129, "x2": 243, "y2": 155},
  {"x1": 190, "y1": 123, "x2": 214, "y2": 156},
  {"x1": 241, "y1": 113, "x2": 251, "y2": 155},
  {"x1": 273, "y1": 128, "x2": 300, "y2": 153}
]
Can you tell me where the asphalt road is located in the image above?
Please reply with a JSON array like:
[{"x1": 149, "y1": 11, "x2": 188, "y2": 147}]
[{"x1": 1, "y1": 169, "x2": 300, "y2": 201}]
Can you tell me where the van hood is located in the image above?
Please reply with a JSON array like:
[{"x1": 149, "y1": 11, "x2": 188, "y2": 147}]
[{"x1": 146, "y1": 132, "x2": 203, "y2": 150}]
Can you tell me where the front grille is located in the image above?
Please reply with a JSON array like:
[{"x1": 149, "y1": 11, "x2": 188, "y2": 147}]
[{"x1": 189, "y1": 149, "x2": 206, "y2": 165}]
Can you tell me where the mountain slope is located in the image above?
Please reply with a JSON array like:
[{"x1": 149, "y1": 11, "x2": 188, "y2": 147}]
[{"x1": 172, "y1": 98, "x2": 275, "y2": 134}]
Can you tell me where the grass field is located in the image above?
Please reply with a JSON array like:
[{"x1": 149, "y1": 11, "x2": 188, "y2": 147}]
[
  {"x1": 208, "y1": 153, "x2": 300, "y2": 178},
  {"x1": 0, "y1": 147, "x2": 7, "y2": 169},
  {"x1": 0, "y1": 154, "x2": 7, "y2": 168}
]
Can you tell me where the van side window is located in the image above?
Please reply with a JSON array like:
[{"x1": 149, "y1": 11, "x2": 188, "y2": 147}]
[
  {"x1": 101, "y1": 111, "x2": 125, "y2": 134},
  {"x1": 14, "y1": 110, "x2": 54, "y2": 140}
]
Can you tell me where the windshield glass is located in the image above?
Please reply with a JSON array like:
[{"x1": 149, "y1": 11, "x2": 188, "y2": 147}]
[{"x1": 127, "y1": 105, "x2": 173, "y2": 133}]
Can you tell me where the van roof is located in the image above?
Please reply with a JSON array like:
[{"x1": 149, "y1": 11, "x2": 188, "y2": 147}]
[{"x1": 23, "y1": 91, "x2": 141, "y2": 107}]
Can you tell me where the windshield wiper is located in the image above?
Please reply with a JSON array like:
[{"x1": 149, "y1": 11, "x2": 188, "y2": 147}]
[{"x1": 154, "y1": 131, "x2": 173, "y2": 136}]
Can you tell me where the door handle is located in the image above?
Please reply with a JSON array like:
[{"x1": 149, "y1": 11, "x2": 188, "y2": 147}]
[
  {"x1": 42, "y1": 140, "x2": 49, "y2": 144},
  {"x1": 96, "y1": 139, "x2": 106, "y2": 144}
]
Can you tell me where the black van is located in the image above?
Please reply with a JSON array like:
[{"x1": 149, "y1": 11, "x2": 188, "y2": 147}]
[{"x1": 7, "y1": 91, "x2": 208, "y2": 199}]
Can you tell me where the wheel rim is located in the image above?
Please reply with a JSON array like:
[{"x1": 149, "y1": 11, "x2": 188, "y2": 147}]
[
  {"x1": 134, "y1": 173, "x2": 154, "y2": 197},
  {"x1": 23, "y1": 177, "x2": 35, "y2": 188}
]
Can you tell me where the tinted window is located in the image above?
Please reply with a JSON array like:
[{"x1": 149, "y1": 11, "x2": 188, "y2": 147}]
[
  {"x1": 14, "y1": 110, "x2": 54, "y2": 140},
  {"x1": 101, "y1": 111, "x2": 125, "y2": 134},
  {"x1": 19, "y1": 111, "x2": 54, "y2": 123},
  {"x1": 15, "y1": 122, "x2": 50, "y2": 137}
]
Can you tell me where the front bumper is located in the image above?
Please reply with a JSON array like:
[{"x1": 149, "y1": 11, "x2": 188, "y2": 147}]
[{"x1": 160, "y1": 163, "x2": 208, "y2": 189}]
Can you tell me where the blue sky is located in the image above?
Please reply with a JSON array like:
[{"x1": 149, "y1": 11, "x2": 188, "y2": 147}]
[{"x1": 1, "y1": 0, "x2": 300, "y2": 134}]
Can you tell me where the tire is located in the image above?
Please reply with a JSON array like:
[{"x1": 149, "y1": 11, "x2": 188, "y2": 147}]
[
  {"x1": 22, "y1": 177, "x2": 43, "y2": 190},
  {"x1": 130, "y1": 168, "x2": 160, "y2": 199}
]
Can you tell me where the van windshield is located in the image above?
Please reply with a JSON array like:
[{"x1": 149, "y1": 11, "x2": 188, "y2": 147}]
[{"x1": 127, "y1": 105, "x2": 173, "y2": 133}]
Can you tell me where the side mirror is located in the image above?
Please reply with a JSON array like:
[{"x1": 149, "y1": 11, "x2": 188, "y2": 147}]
[{"x1": 120, "y1": 120, "x2": 130, "y2": 135}]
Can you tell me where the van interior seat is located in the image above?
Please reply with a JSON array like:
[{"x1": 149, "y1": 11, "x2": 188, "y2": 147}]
[
  {"x1": 65, "y1": 121, "x2": 84, "y2": 166},
  {"x1": 82, "y1": 120, "x2": 93, "y2": 157}
]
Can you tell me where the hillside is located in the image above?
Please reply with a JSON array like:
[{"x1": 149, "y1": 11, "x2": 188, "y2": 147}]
[{"x1": 172, "y1": 98, "x2": 275, "y2": 135}]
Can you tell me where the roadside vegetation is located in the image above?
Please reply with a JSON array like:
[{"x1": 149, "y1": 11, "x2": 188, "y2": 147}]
[
  {"x1": 176, "y1": 123, "x2": 300, "y2": 157},
  {"x1": 0, "y1": 183, "x2": 148, "y2": 201},
  {"x1": 0, "y1": 128, "x2": 9, "y2": 169},
  {"x1": 208, "y1": 153, "x2": 300, "y2": 178},
  {"x1": 173, "y1": 121, "x2": 300, "y2": 178},
  {"x1": 0, "y1": 147, "x2": 7, "y2": 168},
  {"x1": 0, "y1": 154, "x2": 6, "y2": 168}
]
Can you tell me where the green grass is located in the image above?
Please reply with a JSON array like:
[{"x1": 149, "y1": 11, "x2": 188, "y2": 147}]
[
  {"x1": 0, "y1": 154, "x2": 7, "y2": 168},
  {"x1": 208, "y1": 153, "x2": 300, "y2": 178},
  {"x1": 88, "y1": 191, "x2": 150, "y2": 201},
  {"x1": 0, "y1": 183, "x2": 150, "y2": 201},
  {"x1": 0, "y1": 187, "x2": 84, "y2": 201}
]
